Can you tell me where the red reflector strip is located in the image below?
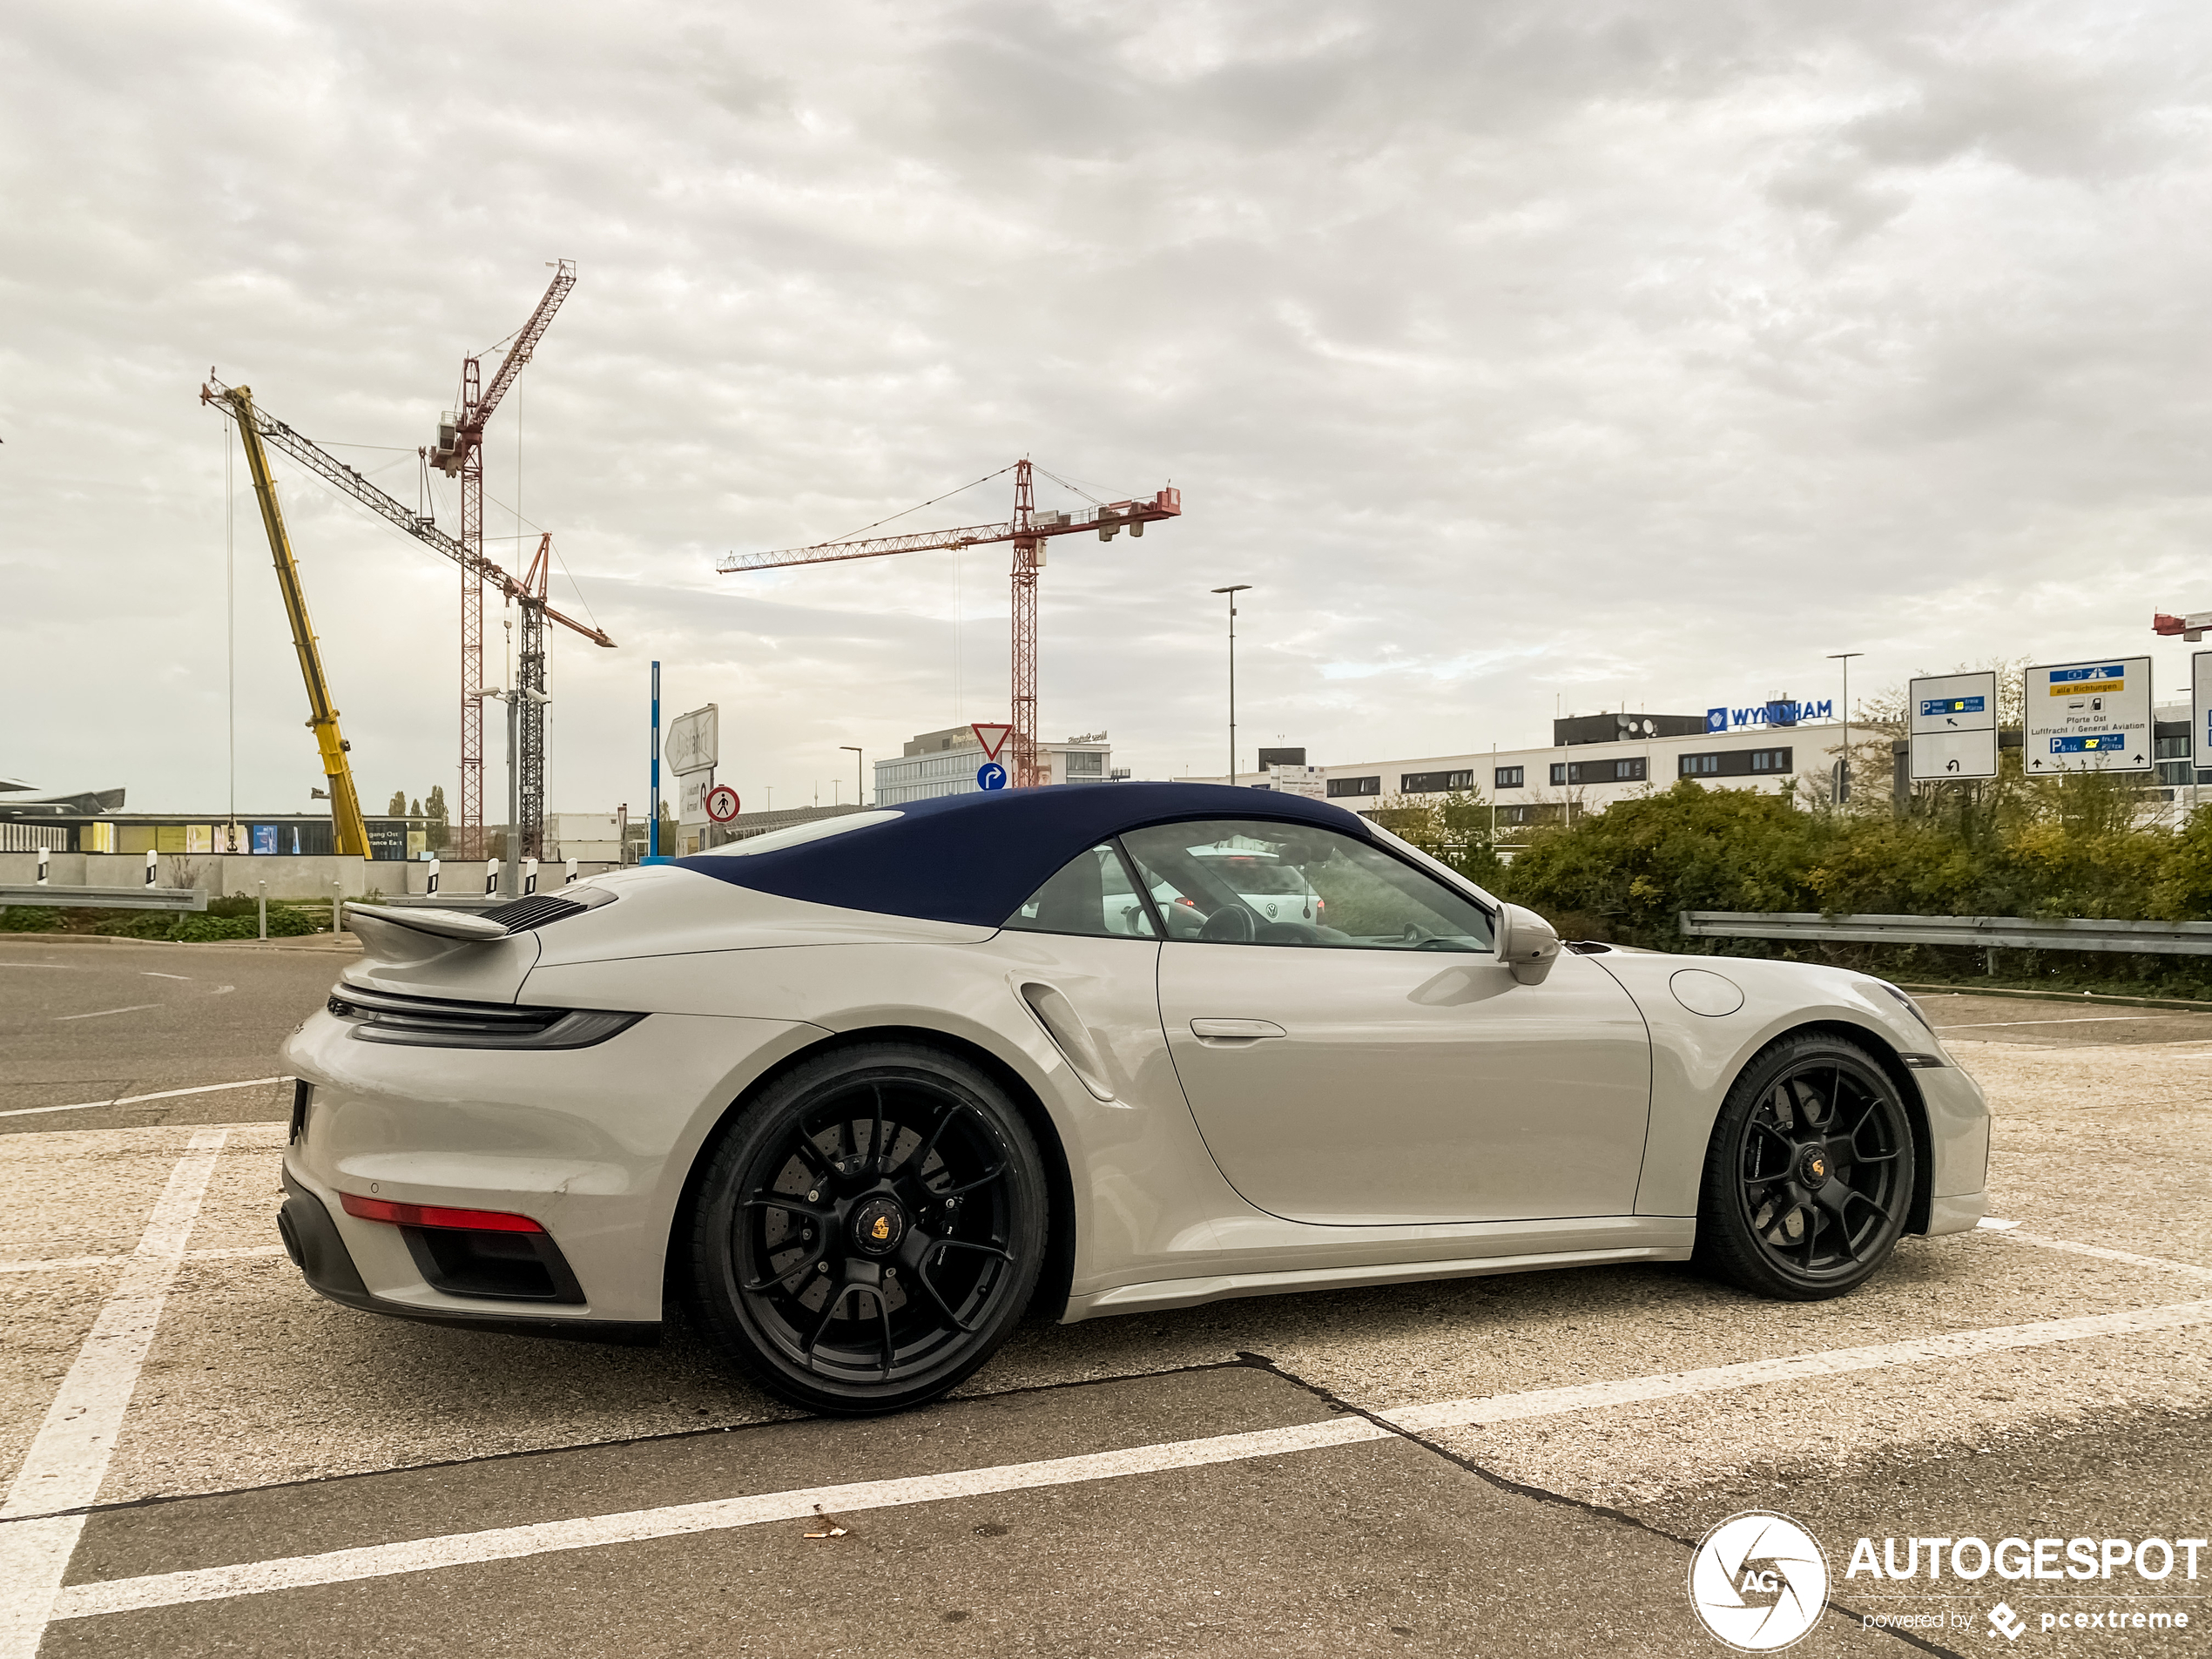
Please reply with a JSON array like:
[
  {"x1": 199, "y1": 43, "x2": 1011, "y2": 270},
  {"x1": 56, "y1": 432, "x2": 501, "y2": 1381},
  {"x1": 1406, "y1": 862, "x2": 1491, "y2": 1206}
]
[{"x1": 339, "y1": 1192, "x2": 543, "y2": 1233}]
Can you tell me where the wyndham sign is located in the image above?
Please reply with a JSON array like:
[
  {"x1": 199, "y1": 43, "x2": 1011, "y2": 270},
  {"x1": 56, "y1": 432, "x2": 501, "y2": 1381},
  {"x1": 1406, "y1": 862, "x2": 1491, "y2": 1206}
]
[{"x1": 1705, "y1": 699, "x2": 1835, "y2": 734}]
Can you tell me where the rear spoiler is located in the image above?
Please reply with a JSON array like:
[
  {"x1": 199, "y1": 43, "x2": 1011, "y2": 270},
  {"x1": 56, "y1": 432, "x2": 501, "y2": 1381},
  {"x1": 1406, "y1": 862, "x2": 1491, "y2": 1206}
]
[{"x1": 344, "y1": 904, "x2": 508, "y2": 942}]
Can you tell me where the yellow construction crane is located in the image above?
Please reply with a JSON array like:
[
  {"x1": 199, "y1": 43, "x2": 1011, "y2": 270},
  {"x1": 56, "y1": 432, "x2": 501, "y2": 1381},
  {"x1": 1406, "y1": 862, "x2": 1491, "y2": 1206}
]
[{"x1": 208, "y1": 383, "x2": 370, "y2": 857}]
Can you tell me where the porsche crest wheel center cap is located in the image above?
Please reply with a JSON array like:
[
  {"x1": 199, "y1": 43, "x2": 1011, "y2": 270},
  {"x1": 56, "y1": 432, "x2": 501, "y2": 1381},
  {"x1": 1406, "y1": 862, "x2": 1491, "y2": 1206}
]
[
  {"x1": 1797, "y1": 1147, "x2": 1830, "y2": 1187},
  {"x1": 850, "y1": 1197, "x2": 907, "y2": 1257}
]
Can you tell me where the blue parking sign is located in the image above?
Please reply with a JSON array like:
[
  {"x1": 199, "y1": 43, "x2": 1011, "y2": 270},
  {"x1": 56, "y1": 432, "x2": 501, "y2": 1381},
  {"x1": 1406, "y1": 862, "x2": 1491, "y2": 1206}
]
[{"x1": 976, "y1": 762, "x2": 1008, "y2": 791}]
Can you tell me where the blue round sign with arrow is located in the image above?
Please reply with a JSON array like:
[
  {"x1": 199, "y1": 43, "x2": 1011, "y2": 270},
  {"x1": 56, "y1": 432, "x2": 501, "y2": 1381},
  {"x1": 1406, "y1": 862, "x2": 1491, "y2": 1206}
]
[{"x1": 976, "y1": 761, "x2": 1008, "y2": 791}]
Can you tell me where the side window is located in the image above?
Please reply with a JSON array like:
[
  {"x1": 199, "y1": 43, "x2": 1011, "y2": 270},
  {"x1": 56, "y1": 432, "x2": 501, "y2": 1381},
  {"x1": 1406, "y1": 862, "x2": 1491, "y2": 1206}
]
[
  {"x1": 1002, "y1": 844, "x2": 1157, "y2": 939},
  {"x1": 1118, "y1": 819, "x2": 1494, "y2": 952}
]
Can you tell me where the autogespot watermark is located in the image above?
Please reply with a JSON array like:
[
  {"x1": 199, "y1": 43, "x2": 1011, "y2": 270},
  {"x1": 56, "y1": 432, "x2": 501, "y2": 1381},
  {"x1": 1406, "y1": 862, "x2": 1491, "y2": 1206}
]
[
  {"x1": 1689, "y1": 1513, "x2": 1831, "y2": 1651},
  {"x1": 1689, "y1": 1515, "x2": 2206, "y2": 1649}
]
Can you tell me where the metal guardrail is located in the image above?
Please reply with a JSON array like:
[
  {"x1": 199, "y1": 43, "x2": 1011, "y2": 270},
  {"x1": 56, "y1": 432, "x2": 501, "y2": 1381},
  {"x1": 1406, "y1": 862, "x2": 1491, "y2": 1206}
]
[
  {"x1": 0, "y1": 885, "x2": 207, "y2": 914},
  {"x1": 1679, "y1": 910, "x2": 2212, "y2": 955}
]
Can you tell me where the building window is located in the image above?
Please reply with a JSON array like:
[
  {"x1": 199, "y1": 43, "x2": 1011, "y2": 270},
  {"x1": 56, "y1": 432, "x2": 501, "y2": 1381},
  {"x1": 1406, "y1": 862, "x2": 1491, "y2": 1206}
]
[
  {"x1": 1326, "y1": 775, "x2": 1381, "y2": 799},
  {"x1": 1557, "y1": 758, "x2": 1648, "y2": 786},
  {"x1": 1494, "y1": 765, "x2": 1523, "y2": 789},
  {"x1": 1681, "y1": 748, "x2": 1792, "y2": 779},
  {"x1": 1399, "y1": 769, "x2": 1474, "y2": 794},
  {"x1": 1549, "y1": 763, "x2": 1567, "y2": 786},
  {"x1": 1063, "y1": 751, "x2": 1103, "y2": 777}
]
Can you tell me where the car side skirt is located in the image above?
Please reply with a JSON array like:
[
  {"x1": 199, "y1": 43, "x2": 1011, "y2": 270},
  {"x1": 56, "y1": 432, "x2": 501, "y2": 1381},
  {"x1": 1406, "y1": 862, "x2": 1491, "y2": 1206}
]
[{"x1": 1062, "y1": 1225, "x2": 1696, "y2": 1321}]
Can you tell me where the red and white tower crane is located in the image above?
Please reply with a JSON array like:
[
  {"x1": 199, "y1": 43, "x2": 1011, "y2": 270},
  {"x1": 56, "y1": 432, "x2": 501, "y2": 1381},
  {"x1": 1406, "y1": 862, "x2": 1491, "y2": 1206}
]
[
  {"x1": 718, "y1": 461, "x2": 1180, "y2": 786},
  {"x1": 428, "y1": 260, "x2": 577, "y2": 857}
]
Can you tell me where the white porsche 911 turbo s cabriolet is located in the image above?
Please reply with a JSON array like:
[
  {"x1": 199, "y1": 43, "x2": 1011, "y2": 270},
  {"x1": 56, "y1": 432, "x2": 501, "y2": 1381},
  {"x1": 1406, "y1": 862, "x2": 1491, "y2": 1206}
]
[{"x1": 281, "y1": 783, "x2": 1987, "y2": 1416}]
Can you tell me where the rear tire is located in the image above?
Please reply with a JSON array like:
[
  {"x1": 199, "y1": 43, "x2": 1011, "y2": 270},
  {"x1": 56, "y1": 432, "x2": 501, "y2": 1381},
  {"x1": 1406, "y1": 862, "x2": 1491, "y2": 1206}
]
[
  {"x1": 684, "y1": 1042, "x2": 1047, "y2": 1415},
  {"x1": 1694, "y1": 1034, "x2": 1916, "y2": 1301}
]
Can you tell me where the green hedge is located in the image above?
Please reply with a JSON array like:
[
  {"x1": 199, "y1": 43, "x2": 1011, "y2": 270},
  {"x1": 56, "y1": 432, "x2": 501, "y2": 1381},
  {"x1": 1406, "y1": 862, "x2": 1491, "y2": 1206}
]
[
  {"x1": 0, "y1": 898, "x2": 329, "y2": 941},
  {"x1": 1406, "y1": 777, "x2": 2212, "y2": 998}
]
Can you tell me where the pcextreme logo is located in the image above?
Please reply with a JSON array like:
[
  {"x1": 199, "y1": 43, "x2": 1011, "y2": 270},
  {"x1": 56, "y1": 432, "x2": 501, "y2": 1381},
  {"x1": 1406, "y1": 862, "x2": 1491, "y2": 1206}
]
[{"x1": 1689, "y1": 1512, "x2": 1830, "y2": 1652}]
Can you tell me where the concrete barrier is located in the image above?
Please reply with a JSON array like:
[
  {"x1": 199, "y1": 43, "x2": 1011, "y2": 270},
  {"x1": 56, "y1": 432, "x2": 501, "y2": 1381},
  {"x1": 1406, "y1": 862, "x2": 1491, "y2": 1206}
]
[{"x1": 0, "y1": 853, "x2": 626, "y2": 902}]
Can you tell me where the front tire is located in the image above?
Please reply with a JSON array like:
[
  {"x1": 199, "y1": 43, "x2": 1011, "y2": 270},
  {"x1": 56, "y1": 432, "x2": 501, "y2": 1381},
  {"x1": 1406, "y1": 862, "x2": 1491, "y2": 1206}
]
[
  {"x1": 1694, "y1": 1034, "x2": 1916, "y2": 1300},
  {"x1": 684, "y1": 1042, "x2": 1047, "y2": 1415}
]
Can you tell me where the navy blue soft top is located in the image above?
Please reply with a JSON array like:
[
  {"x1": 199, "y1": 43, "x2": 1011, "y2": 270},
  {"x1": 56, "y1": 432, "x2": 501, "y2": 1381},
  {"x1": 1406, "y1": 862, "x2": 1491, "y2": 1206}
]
[{"x1": 674, "y1": 782, "x2": 1381, "y2": 927}]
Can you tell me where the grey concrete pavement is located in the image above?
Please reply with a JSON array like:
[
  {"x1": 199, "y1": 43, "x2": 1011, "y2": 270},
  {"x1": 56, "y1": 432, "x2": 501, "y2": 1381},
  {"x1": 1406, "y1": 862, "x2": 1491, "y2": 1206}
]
[
  {"x1": 0, "y1": 936, "x2": 351, "y2": 1132},
  {"x1": 2, "y1": 984, "x2": 2208, "y2": 1655}
]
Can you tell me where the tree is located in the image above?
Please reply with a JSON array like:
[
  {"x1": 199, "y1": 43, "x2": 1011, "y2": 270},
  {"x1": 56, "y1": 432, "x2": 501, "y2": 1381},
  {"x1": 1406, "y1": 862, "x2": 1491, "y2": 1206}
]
[
  {"x1": 387, "y1": 790, "x2": 407, "y2": 816},
  {"x1": 423, "y1": 785, "x2": 449, "y2": 853},
  {"x1": 408, "y1": 798, "x2": 422, "y2": 819}
]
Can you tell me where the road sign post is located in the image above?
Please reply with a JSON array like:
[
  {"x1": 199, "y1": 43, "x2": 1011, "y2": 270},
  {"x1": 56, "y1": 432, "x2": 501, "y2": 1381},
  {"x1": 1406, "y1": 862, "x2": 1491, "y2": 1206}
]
[
  {"x1": 2023, "y1": 657, "x2": 2153, "y2": 774},
  {"x1": 1908, "y1": 671, "x2": 1999, "y2": 782}
]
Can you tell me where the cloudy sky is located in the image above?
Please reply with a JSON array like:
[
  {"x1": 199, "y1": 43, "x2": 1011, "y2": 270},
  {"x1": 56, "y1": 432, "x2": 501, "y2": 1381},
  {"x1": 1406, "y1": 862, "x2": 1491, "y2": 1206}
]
[{"x1": 10, "y1": 1, "x2": 2212, "y2": 819}]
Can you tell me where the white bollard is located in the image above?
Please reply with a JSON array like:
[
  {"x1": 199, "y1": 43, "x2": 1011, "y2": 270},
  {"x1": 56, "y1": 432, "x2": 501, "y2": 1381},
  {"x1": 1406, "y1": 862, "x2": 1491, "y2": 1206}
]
[
  {"x1": 257, "y1": 880, "x2": 267, "y2": 941},
  {"x1": 427, "y1": 855, "x2": 440, "y2": 896},
  {"x1": 36, "y1": 846, "x2": 49, "y2": 886},
  {"x1": 564, "y1": 858, "x2": 577, "y2": 887},
  {"x1": 333, "y1": 880, "x2": 344, "y2": 936},
  {"x1": 484, "y1": 858, "x2": 501, "y2": 897},
  {"x1": 523, "y1": 858, "x2": 538, "y2": 896},
  {"x1": 145, "y1": 849, "x2": 158, "y2": 887}
]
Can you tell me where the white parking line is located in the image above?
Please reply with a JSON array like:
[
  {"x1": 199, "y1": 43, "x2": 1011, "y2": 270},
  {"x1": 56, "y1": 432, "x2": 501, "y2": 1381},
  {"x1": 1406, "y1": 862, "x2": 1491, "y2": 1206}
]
[
  {"x1": 27, "y1": 1297, "x2": 2212, "y2": 1625},
  {"x1": 0, "y1": 1245, "x2": 287, "y2": 1278},
  {"x1": 140, "y1": 973, "x2": 192, "y2": 981},
  {"x1": 1383, "y1": 1300, "x2": 2212, "y2": 1431},
  {"x1": 0, "y1": 1130, "x2": 229, "y2": 1657},
  {"x1": 1934, "y1": 1015, "x2": 2188, "y2": 1029},
  {"x1": 51, "y1": 1005, "x2": 158, "y2": 1023},
  {"x1": 2002, "y1": 1231, "x2": 2212, "y2": 1282},
  {"x1": 0, "y1": 1076, "x2": 293, "y2": 1120}
]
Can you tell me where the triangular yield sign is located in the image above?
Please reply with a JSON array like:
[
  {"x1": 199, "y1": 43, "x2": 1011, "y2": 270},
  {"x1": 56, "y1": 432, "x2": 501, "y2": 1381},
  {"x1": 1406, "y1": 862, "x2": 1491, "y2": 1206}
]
[{"x1": 972, "y1": 723, "x2": 1014, "y2": 761}]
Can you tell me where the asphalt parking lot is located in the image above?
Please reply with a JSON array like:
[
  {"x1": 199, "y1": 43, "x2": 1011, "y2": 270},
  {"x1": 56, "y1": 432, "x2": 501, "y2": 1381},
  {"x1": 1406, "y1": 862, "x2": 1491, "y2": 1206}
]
[{"x1": 2, "y1": 941, "x2": 2208, "y2": 1656}]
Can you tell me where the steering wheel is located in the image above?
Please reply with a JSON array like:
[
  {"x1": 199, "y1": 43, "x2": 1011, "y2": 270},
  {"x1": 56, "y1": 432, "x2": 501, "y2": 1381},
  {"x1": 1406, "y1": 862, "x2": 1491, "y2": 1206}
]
[{"x1": 1198, "y1": 906, "x2": 1257, "y2": 944}]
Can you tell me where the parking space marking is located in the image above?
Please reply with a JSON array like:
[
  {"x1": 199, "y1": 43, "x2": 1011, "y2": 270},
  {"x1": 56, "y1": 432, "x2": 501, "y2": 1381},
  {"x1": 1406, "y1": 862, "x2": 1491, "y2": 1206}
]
[
  {"x1": 51, "y1": 1006, "x2": 158, "y2": 1024},
  {"x1": 2000, "y1": 1231, "x2": 2212, "y2": 1282},
  {"x1": 1383, "y1": 1299, "x2": 2212, "y2": 1432},
  {"x1": 29, "y1": 1296, "x2": 2212, "y2": 1626},
  {"x1": 139, "y1": 974, "x2": 191, "y2": 982},
  {"x1": 0, "y1": 1076, "x2": 293, "y2": 1120},
  {"x1": 1934, "y1": 1015, "x2": 2190, "y2": 1029},
  {"x1": 46, "y1": 1417, "x2": 1397, "y2": 1621},
  {"x1": 0, "y1": 1245, "x2": 286, "y2": 1278},
  {"x1": 0, "y1": 1130, "x2": 229, "y2": 1659}
]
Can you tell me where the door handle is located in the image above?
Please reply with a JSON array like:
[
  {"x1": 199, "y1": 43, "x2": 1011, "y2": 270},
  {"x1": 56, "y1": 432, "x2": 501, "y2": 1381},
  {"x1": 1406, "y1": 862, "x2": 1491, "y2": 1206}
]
[{"x1": 1190, "y1": 1018, "x2": 1287, "y2": 1041}]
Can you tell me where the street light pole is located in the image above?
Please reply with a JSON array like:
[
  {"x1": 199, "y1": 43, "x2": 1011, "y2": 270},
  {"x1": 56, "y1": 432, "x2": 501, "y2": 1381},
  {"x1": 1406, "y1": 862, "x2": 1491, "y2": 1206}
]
[
  {"x1": 1211, "y1": 584, "x2": 1251, "y2": 786},
  {"x1": 1827, "y1": 651, "x2": 1864, "y2": 806},
  {"x1": 840, "y1": 745, "x2": 864, "y2": 808}
]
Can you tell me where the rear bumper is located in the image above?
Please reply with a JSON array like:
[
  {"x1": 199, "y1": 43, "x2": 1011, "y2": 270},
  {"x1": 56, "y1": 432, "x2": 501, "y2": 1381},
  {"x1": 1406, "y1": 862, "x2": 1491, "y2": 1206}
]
[{"x1": 279, "y1": 1170, "x2": 660, "y2": 1346}]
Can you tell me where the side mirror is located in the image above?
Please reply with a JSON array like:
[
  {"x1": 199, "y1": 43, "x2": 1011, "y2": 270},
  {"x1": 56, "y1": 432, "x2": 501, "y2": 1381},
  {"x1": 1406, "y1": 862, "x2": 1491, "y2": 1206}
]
[{"x1": 1495, "y1": 904, "x2": 1561, "y2": 986}]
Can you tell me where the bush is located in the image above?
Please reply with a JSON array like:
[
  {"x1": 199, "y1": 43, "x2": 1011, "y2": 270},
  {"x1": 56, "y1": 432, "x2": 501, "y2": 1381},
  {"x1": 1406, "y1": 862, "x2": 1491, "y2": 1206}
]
[
  {"x1": 1382, "y1": 776, "x2": 2212, "y2": 999},
  {"x1": 0, "y1": 907, "x2": 63, "y2": 933}
]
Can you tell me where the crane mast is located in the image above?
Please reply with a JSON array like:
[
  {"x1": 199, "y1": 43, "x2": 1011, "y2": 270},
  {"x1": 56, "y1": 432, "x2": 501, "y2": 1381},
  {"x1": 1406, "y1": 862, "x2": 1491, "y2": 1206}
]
[
  {"x1": 718, "y1": 463, "x2": 1179, "y2": 786},
  {"x1": 428, "y1": 260, "x2": 577, "y2": 857},
  {"x1": 202, "y1": 373, "x2": 614, "y2": 860},
  {"x1": 207, "y1": 384, "x2": 372, "y2": 857}
]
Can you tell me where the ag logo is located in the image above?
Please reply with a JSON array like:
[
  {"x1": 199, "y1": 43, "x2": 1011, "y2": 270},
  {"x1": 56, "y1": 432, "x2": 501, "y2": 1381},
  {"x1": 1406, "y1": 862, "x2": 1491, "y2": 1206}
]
[
  {"x1": 1689, "y1": 1512, "x2": 1828, "y2": 1651},
  {"x1": 871, "y1": 1216, "x2": 891, "y2": 1241}
]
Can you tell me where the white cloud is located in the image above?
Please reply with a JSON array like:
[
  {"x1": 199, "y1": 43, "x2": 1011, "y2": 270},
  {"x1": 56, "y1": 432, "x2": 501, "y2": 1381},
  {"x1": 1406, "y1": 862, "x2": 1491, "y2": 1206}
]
[{"x1": 9, "y1": 0, "x2": 2212, "y2": 816}]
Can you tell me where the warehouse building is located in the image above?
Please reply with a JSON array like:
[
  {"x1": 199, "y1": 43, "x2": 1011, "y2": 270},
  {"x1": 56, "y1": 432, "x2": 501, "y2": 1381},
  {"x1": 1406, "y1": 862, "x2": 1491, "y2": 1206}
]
[
  {"x1": 874, "y1": 726, "x2": 1119, "y2": 805},
  {"x1": 1179, "y1": 701, "x2": 1849, "y2": 831}
]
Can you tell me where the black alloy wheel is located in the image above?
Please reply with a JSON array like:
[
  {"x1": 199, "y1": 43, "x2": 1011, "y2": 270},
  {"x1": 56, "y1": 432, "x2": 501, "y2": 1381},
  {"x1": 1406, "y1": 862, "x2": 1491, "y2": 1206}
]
[
  {"x1": 1694, "y1": 1035, "x2": 1917, "y2": 1301},
  {"x1": 685, "y1": 1042, "x2": 1047, "y2": 1415}
]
